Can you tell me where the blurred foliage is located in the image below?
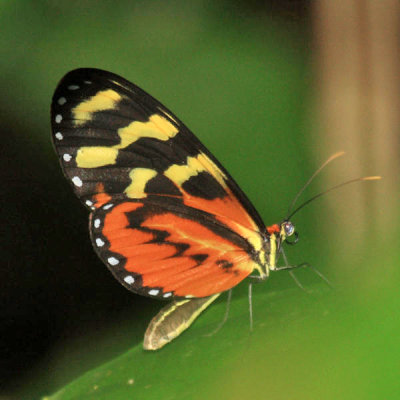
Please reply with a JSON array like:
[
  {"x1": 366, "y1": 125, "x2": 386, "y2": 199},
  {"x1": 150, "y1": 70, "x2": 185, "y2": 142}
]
[{"x1": 0, "y1": 1, "x2": 397, "y2": 400}]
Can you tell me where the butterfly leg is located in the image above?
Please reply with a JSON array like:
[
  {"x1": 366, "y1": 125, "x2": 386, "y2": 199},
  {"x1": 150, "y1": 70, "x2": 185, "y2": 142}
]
[
  {"x1": 281, "y1": 248, "x2": 309, "y2": 292},
  {"x1": 248, "y1": 273, "x2": 269, "y2": 283},
  {"x1": 288, "y1": 270, "x2": 308, "y2": 292},
  {"x1": 204, "y1": 289, "x2": 233, "y2": 337},
  {"x1": 249, "y1": 282, "x2": 253, "y2": 331},
  {"x1": 306, "y1": 264, "x2": 334, "y2": 288},
  {"x1": 274, "y1": 262, "x2": 309, "y2": 271},
  {"x1": 276, "y1": 262, "x2": 333, "y2": 289},
  {"x1": 247, "y1": 271, "x2": 269, "y2": 330}
]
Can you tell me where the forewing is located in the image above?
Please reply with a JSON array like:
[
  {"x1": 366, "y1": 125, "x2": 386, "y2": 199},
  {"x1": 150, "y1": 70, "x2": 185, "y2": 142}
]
[
  {"x1": 51, "y1": 68, "x2": 265, "y2": 233},
  {"x1": 90, "y1": 197, "x2": 259, "y2": 299}
]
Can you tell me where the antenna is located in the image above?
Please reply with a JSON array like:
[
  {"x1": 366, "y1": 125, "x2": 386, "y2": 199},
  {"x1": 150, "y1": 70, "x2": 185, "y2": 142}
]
[
  {"x1": 286, "y1": 176, "x2": 381, "y2": 220},
  {"x1": 287, "y1": 151, "x2": 345, "y2": 218}
]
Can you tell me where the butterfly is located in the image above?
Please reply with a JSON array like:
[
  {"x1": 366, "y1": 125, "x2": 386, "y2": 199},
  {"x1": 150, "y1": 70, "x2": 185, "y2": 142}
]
[{"x1": 51, "y1": 69, "x2": 380, "y2": 350}]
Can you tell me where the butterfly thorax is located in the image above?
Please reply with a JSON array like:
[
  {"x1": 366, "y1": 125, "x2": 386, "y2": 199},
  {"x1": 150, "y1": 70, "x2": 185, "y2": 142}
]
[{"x1": 257, "y1": 220, "x2": 295, "y2": 279}]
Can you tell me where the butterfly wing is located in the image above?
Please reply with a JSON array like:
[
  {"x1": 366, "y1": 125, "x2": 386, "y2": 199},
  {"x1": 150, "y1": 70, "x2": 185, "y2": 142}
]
[
  {"x1": 51, "y1": 68, "x2": 266, "y2": 299},
  {"x1": 90, "y1": 197, "x2": 258, "y2": 299}
]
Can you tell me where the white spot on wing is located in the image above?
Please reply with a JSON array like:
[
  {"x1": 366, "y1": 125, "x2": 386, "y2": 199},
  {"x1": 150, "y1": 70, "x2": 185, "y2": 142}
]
[
  {"x1": 84, "y1": 80, "x2": 92, "y2": 84},
  {"x1": 55, "y1": 132, "x2": 63, "y2": 140},
  {"x1": 85, "y1": 200, "x2": 93, "y2": 206},
  {"x1": 63, "y1": 154, "x2": 72, "y2": 162},
  {"x1": 103, "y1": 203, "x2": 113, "y2": 210},
  {"x1": 95, "y1": 238, "x2": 105, "y2": 247},
  {"x1": 94, "y1": 218, "x2": 101, "y2": 228},
  {"x1": 108, "y1": 257, "x2": 119, "y2": 266},
  {"x1": 124, "y1": 275, "x2": 135, "y2": 285},
  {"x1": 149, "y1": 289, "x2": 159, "y2": 296},
  {"x1": 163, "y1": 292, "x2": 172, "y2": 298},
  {"x1": 72, "y1": 176, "x2": 82, "y2": 187},
  {"x1": 55, "y1": 114, "x2": 62, "y2": 123},
  {"x1": 58, "y1": 97, "x2": 67, "y2": 105},
  {"x1": 68, "y1": 85, "x2": 79, "y2": 90}
]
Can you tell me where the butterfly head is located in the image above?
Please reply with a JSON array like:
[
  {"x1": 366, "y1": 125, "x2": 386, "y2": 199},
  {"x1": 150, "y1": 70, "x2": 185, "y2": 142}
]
[
  {"x1": 280, "y1": 220, "x2": 298, "y2": 244},
  {"x1": 264, "y1": 220, "x2": 297, "y2": 272},
  {"x1": 266, "y1": 221, "x2": 296, "y2": 242}
]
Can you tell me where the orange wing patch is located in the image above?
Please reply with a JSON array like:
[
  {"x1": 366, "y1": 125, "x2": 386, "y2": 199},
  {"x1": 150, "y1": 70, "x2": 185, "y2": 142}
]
[
  {"x1": 93, "y1": 200, "x2": 256, "y2": 299},
  {"x1": 90, "y1": 183, "x2": 112, "y2": 208}
]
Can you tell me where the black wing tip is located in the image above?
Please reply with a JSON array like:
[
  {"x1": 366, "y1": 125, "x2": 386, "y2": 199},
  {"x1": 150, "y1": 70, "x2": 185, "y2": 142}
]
[
  {"x1": 60, "y1": 67, "x2": 114, "y2": 78},
  {"x1": 56, "y1": 68, "x2": 130, "y2": 87},
  {"x1": 52, "y1": 68, "x2": 145, "y2": 106}
]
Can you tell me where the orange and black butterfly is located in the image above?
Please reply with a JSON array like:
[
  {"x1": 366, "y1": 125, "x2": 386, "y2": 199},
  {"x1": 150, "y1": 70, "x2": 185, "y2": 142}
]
[{"x1": 51, "y1": 69, "x2": 379, "y2": 350}]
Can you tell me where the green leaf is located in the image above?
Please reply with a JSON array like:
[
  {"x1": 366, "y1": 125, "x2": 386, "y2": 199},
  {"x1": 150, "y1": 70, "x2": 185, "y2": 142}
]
[
  {"x1": 43, "y1": 285, "x2": 329, "y2": 400},
  {"x1": 45, "y1": 255, "x2": 400, "y2": 400}
]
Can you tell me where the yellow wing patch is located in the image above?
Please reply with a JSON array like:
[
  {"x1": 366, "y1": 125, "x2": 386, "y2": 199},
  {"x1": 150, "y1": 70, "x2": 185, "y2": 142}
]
[
  {"x1": 72, "y1": 89, "x2": 122, "y2": 126},
  {"x1": 76, "y1": 147, "x2": 118, "y2": 168},
  {"x1": 196, "y1": 152, "x2": 227, "y2": 187},
  {"x1": 118, "y1": 114, "x2": 178, "y2": 147},
  {"x1": 164, "y1": 153, "x2": 227, "y2": 188},
  {"x1": 125, "y1": 168, "x2": 158, "y2": 198},
  {"x1": 75, "y1": 113, "x2": 179, "y2": 168},
  {"x1": 164, "y1": 155, "x2": 207, "y2": 186}
]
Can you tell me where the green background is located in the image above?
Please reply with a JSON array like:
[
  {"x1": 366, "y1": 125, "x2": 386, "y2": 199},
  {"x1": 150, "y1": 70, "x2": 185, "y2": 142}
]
[{"x1": 1, "y1": 1, "x2": 398, "y2": 399}]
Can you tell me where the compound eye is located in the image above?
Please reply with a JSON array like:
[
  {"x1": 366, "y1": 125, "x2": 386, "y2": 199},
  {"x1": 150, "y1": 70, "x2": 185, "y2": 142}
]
[{"x1": 283, "y1": 221, "x2": 295, "y2": 237}]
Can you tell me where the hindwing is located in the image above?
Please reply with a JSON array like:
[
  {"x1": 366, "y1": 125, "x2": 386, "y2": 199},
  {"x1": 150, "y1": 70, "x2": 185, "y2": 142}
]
[{"x1": 90, "y1": 196, "x2": 259, "y2": 299}]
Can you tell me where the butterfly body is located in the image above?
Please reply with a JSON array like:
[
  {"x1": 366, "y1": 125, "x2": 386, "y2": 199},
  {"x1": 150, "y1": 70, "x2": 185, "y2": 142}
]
[{"x1": 51, "y1": 69, "x2": 295, "y2": 348}]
